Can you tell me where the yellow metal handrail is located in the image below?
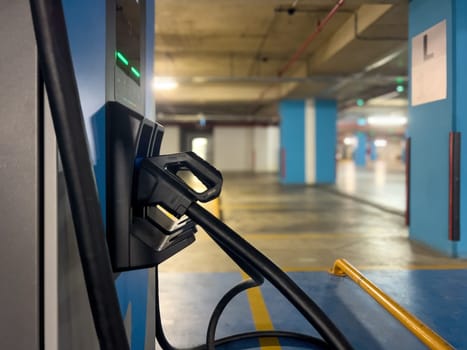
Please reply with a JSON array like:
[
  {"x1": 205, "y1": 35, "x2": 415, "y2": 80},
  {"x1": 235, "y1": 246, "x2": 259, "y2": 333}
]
[{"x1": 330, "y1": 258, "x2": 454, "y2": 350}]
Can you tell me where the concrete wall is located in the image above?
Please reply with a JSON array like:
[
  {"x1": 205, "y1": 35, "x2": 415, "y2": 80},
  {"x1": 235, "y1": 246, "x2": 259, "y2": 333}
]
[
  {"x1": 0, "y1": 2, "x2": 40, "y2": 349},
  {"x1": 253, "y1": 126, "x2": 279, "y2": 172},
  {"x1": 213, "y1": 126, "x2": 254, "y2": 172},
  {"x1": 159, "y1": 125, "x2": 279, "y2": 173}
]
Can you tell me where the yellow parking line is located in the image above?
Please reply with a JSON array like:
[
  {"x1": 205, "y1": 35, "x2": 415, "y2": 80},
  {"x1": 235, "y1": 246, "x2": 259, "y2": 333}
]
[
  {"x1": 200, "y1": 197, "x2": 221, "y2": 218},
  {"x1": 240, "y1": 232, "x2": 399, "y2": 240},
  {"x1": 211, "y1": 197, "x2": 279, "y2": 348},
  {"x1": 210, "y1": 199, "x2": 280, "y2": 347},
  {"x1": 284, "y1": 264, "x2": 467, "y2": 272},
  {"x1": 241, "y1": 272, "x2": 281, "y2": 349}
]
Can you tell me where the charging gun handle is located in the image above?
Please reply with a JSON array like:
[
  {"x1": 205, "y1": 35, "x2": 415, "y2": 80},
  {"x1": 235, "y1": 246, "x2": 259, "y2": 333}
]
[{"x1": 186, "y1": 203, "x2": 354, "y2": 350}]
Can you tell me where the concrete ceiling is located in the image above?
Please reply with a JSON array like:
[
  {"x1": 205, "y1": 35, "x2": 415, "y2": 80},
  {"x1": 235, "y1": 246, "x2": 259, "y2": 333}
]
[{"x1": 154, "y1": 0, "x2": 408, "y2": 123}]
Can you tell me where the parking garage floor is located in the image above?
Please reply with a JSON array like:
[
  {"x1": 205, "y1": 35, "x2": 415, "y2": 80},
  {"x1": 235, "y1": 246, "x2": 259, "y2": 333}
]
[
  {"x1": 157, "y1": 171, "x2": 467, "y2": 349},
  {"x1": 335, "y1": 160, "x2": 406, "y2": 215}
]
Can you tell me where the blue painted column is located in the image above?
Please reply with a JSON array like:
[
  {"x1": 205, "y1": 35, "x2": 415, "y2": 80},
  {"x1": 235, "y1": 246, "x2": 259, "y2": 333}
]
[
  {"x1": 370, "y1": 140, "x2": 378, "y2": 162},
  {"x1": 409, "y1": 0, "x2": 467, "y2": 256},
  {"x1": 279, "y1": 99, "x2": 337, "y2": 185},
  {"x1": 354, "y1": 132, "x2": 368, "y2": 166}
]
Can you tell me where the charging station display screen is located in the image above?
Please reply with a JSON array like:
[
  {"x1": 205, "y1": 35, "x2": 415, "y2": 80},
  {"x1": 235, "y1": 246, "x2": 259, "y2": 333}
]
[{"x1": 116, "y1": 0, "x2": 141, "y2": 85}]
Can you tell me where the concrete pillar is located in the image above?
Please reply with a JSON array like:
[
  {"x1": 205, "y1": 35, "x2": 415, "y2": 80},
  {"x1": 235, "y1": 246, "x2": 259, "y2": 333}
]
[
  {"x1": 409, "y1": 0, "x2": 467, "y2": 256},
  {"x1": 279, "y1": 99, "x2": 337, "y2": 185}
]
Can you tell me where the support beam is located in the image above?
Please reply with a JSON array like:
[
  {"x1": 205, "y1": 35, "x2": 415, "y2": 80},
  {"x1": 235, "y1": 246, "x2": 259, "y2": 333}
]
[{"x1": 310, "y1": 4, "x2": 393, "y2": 69}]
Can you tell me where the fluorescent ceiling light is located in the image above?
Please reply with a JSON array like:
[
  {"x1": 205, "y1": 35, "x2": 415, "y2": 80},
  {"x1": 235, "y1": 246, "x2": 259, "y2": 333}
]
[
  {"x1": 374, "y1": 139, "x2": 387, "y2": 147},
  {"x1": 152, "y1": 77, "x2": 178, "y2": 91},
  {"x1": 367, "y1": 116, "x2": 407, "y2": 127}
]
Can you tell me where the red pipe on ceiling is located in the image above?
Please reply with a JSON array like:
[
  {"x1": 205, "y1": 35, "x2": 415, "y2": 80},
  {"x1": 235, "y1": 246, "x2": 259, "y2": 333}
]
[{"x1": 277, "y1": 0, "x2": 345, "y2": 77}]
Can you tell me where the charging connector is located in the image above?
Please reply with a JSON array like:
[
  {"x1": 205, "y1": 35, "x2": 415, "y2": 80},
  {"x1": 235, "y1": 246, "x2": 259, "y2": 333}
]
[{"x1": 137, "y1": 150, "x2": 353, "y2": 350}]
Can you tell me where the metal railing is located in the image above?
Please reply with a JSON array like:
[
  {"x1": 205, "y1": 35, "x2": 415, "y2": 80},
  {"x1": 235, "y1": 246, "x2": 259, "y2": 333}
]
[{"x1": 330, "y1": 259, "x2": 454, "y2": 350}]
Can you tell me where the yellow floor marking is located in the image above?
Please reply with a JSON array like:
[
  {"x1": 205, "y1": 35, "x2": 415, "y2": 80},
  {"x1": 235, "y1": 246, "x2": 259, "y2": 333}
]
[
  {"x1": 283, "y1": 266, "x2": 331, "y2": 272},
  {"x1": 210, "y1": 193, "x2": 466, "y2": 350},
  {"x1": 199, "y1": 197, "x2": 221, "y2": 218},
  {"x1": 195, "y1": 231, "x2": 402, "y2": 242},
  {"x1": 240, "y1": 272, "x2": 281, "y2": 349},
  {"x1": 203, "y1": 198, "x2": 280, "y2": 347},
  {"x1": 238, "y1": 232, "x2": 401, "y2": 240},
  {"x1": 284, "y1": 264, "x2": 467, "y2": 272},
  {"x1": 223, "y1": 203, "x2": 296, "y2": 210}
]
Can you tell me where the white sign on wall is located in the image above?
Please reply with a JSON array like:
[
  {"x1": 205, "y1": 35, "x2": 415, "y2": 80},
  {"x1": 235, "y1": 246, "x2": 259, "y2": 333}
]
[{"x1": 411, "y1": 20, "x2": 447, "y2": 106}]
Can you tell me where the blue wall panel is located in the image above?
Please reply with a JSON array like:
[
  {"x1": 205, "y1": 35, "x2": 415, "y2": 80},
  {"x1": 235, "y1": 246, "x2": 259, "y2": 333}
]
[
  {"x1": 409, "y1": 0, "x2": 454, "y2": 255},
  {"x1": 315, "y1": 99, "x2": 336, "y2": 183},
  {"x1": 370, "y1": 140, "x2": 377, "y2": 161},
  {"x1": 63, "y1": 0, "x2": 106, "y2": 166},
  {"x1": 116, "y1": 270, "x2": 149, "y2": 350},
  {"x1": 409, "y1": 105, "x2": 452, "y2": 252},
  {"x1": 62, "y1": 0, "x2": 108, "y2": 224},
  {"x1": 279, "y1": 100, "x2": 306, "y2": 184},
  {"x1": 453, "y1": 1, "x2": 467, "y2": 255}
]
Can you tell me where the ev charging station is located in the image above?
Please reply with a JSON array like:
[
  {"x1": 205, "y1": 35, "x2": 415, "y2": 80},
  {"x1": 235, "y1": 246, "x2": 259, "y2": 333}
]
[
  {"x1": 1, "y1": 1, "x2": 355, "y2": 350},
  {"x1": 1, "y1": 1, "x2": 156, "y2": 349}
]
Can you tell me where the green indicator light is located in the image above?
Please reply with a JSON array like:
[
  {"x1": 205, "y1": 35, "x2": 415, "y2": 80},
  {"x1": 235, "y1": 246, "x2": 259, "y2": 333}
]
[
  {"x1": 116, "y1": 51, "x2": 129, "y2": 66},
  {"x1": 131, "y1": 67, "x2": 140, "y2": 78},
  {"x1": 396, "y1": 85, "x2": 405, "y2": 93},
  {"x1": 356, "y1": 99, "x2": 365, "y2": 107},
  {"x1": 395, "y1": 76, "x2": 405, "y2": 84}
]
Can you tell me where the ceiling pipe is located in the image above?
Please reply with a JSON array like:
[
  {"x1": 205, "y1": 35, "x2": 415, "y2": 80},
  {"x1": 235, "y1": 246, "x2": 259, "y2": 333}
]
[
  {"x1": 157, "y1": 113, "x2": 279, "y2": 126},
  {"x1": 158, "y1": 75, "x2": 342, "y2": 84},
  {"x1": 153, "y1": 74, "x2": 403, "y2": 84},
  {"x1": 277, "y1": 0, "x2": 345, "y2": 77},
  {"x1": 254, "y1": 0, "x2": 345, "y2": 105},
  {"x1": 157, "y1": 113, "x2": 277, "y2": 122}
]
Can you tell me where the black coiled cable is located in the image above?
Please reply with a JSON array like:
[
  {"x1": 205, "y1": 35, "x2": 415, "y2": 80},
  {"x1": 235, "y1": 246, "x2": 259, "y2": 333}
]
[
  {"x1": 156, "y1": 266, "x2": 331, "y2": 350},
  {"x1": 186, "y1": 203, "x2": 353, "y2": 350}
]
